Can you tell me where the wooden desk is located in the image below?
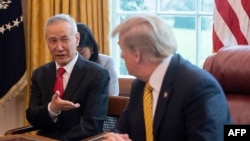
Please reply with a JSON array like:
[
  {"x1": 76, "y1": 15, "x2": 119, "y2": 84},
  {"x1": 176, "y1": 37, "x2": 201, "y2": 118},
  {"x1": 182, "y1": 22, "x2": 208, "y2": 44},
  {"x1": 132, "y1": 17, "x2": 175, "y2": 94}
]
[
  {"x1": 0, "y1": 133, "x2": 106, "y2": 141},
  {"x1": 82, "y1": 133, "x2": 106, "y2": 141},
  {"x1": 0, "y1": 134, "x2": 57, "y2": 141}
]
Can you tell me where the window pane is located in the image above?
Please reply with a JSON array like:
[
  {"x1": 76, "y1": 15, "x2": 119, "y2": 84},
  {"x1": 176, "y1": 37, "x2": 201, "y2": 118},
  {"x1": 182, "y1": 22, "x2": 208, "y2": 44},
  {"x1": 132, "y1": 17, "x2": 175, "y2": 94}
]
[
  {"x1": 120, "y1": 59, "x2": 129, "y2": 75},
  {"x1": 163, "y1": 16, "x2": 197, "y2": 64},
  {"x1": 199, "y1": 16, "x2": 213, "y2": 67},
  {"x1": 160, "y1": 0, "x2": 197, "y2": 12},
  {"x1": 119, "y1": 0, "x2": 156, "y2": 11},
  {"x1": 201, "y1": 0, "x2": 214, "y2": 13}
]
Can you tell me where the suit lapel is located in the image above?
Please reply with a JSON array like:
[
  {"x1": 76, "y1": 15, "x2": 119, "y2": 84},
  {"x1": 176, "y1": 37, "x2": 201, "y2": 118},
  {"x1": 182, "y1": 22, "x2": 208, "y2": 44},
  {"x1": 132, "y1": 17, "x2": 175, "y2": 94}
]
[
  {"x1": 45, "y1": 63, "x2": 57, "y2": 101},
  {"x1": 63, "y1": 56, "x2": 86, "y2": 100},
  {"x1": 153, "y1": 54, "x2": 179, "y2": 135}
]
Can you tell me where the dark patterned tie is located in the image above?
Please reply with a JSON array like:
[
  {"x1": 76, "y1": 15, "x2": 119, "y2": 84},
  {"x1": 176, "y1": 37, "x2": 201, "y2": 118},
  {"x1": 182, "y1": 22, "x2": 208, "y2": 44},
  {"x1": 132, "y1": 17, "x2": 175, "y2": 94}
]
[
  {"x1": 53, "y1": 68, "x2": 65, "y2": 98},
  {"x1": 143, "y1": 82, "x2": 153, "y2": 141}
]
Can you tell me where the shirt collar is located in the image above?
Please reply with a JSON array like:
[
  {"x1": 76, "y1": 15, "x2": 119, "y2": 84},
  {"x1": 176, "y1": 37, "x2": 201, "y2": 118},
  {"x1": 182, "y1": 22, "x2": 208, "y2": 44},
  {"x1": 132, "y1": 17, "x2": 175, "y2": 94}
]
[
  {"x1": 55, "y1": 52, "x2": 78, "y2": 74},
  {"x1": 149, "y1": 54, "x2": 173, "y2": 91}
]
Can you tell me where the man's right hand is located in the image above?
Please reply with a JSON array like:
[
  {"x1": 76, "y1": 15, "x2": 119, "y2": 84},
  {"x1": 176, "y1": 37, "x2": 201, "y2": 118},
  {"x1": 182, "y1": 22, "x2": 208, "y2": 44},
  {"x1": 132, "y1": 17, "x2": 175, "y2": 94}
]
[
  {"x1": 102, "y1": 132, "x2": 132, "y2": 141},
  {"x1": 49, "y1": 91, "x2": 80, "y2": 113}
]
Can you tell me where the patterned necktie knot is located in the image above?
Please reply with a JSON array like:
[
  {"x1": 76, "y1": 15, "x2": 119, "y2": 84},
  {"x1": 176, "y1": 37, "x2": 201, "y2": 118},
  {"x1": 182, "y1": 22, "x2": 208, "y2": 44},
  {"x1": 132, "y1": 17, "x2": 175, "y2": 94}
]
[
  {"x1": 145, "y1": 83, "x2": 153, "y2": 92},
  {"x1": 57, "y1": 67, "x2": 65, "y2": 76}
]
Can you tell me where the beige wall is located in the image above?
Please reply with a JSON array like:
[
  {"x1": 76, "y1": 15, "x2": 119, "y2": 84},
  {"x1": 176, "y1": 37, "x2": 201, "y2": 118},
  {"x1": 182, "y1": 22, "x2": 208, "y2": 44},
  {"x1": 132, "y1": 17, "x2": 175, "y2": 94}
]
[{"x1": 0, "y1": 92, "x2": 25, "y2": 135}]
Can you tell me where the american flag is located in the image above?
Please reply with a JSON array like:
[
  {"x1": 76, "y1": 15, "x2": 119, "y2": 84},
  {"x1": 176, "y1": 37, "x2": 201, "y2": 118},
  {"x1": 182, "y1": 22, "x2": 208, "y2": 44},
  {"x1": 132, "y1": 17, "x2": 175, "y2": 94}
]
[
  {"x1": 0, "y1": 0, "x2": 26, "y2": 99},
  {"x1": 213, "y1": 0, "x2": 250, "y2": 52}
]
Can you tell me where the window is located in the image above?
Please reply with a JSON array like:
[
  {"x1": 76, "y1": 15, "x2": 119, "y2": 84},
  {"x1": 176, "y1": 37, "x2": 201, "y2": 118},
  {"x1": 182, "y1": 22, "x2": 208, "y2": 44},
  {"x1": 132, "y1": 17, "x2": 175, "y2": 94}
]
[{"x1": 110, "y1": 0, "x2": 214, "y2": 76}]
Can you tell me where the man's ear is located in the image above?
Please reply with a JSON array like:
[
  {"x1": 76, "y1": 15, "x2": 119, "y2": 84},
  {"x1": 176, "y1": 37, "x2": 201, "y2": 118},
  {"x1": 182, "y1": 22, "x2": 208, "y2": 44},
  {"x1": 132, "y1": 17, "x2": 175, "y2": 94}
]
[
  {"x1": 134, "y1": 48, "x2": 141, "y2": 63},
  {"x1": 76, "y1": 32, "x2": 80, "y2": 46}
]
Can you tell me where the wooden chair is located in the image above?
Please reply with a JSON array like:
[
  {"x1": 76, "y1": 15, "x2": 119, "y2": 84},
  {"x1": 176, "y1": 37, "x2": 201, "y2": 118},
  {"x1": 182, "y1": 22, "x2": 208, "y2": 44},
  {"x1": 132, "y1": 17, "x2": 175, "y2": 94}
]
[
  {"x1": 5, "y1": 96, "x2": 129, "y2": 135},
  {"x1": 118, "y1": 77, "x2": 134, "y2": 97}
]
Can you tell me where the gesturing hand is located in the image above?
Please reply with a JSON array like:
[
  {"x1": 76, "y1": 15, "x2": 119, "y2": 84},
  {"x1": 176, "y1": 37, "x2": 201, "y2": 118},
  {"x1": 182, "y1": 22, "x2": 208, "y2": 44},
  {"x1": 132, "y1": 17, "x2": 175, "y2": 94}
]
[
  {"x1": 49, "y1": 91, "x2": 80, "y2": 113},
  {"x1": 102, "y1": 132, "x2": 132, "y2": 141}
]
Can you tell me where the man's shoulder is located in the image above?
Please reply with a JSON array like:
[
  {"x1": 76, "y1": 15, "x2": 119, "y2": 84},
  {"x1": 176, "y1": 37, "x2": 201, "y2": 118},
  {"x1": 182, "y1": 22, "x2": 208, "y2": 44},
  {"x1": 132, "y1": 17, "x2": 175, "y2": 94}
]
[
  {"x1": 33, "y1": 62, "x2": 55, "y2": 72},
  {"x1": 169, "y1": 54, "x2": 216, "y2": 82},
  {"x1": 31, "y1": 62, "x2": 55, "y2": 79}
]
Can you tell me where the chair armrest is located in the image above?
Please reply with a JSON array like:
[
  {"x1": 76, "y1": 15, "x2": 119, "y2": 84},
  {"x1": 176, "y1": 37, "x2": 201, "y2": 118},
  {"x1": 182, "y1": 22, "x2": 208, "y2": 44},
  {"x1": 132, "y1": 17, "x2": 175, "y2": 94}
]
[{"x1": 4, "y1": 125, "x2": 38, "y2": 135}]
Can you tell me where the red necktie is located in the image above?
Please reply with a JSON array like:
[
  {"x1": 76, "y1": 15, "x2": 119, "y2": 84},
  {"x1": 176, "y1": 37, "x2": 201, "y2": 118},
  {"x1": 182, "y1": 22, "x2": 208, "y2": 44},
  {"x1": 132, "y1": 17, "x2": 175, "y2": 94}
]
[{"x1": 54, "y1": 68, "x2": 65, "y2": 98}]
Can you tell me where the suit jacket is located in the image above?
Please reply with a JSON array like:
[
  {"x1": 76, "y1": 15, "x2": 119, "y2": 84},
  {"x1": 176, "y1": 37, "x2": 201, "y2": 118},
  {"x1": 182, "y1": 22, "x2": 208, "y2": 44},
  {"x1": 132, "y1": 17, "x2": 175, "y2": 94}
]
[
  {"x1": 97, "y1": 54, "x2": 119, "y2": 96},
  {"x1": 115, "y1": 54, "x2": 232, "y2": 141},
  {"x1": 26, "y1": 55, "x2": 110, "y2": 141}
]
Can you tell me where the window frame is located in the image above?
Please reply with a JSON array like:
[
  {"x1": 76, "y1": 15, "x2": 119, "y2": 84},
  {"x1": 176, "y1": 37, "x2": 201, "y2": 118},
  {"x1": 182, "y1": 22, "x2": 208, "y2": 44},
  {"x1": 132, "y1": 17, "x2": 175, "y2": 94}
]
[{"x1": 109, "y1": 0, "x2": 214, "y2": 77}]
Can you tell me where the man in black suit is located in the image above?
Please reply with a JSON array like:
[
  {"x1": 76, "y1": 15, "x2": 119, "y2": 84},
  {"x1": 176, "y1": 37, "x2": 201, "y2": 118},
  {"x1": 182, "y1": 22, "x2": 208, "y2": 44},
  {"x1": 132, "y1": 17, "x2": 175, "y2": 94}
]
[
  {"x1": 26, "y1": 14, "x2": 110, "y2": 141},
  {"x1": 103, "y1": 14, "x2": 232, "y2": 141}
]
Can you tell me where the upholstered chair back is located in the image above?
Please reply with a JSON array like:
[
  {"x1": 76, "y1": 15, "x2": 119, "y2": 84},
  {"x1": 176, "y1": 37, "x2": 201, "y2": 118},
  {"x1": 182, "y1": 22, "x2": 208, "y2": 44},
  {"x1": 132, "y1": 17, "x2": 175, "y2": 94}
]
[{"x1": 203, "y1": 45, "x2": 250, "y2": 124}]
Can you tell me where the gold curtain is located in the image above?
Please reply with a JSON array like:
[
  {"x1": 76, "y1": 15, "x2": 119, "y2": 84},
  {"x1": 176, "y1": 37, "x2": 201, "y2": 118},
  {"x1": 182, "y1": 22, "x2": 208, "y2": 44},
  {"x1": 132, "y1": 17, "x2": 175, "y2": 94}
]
[{"x1": 22, "y1": 0, "x2": 110, "y2": 124}]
